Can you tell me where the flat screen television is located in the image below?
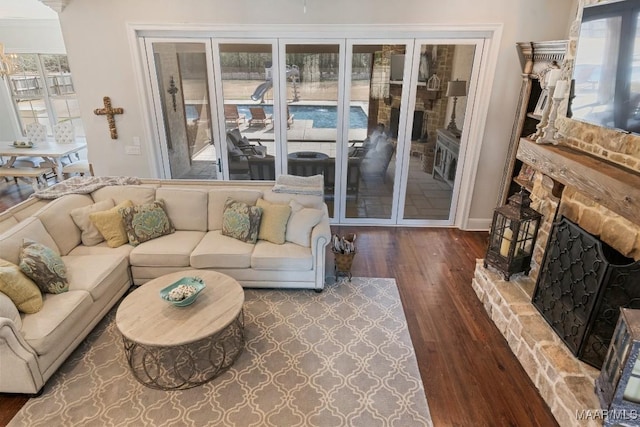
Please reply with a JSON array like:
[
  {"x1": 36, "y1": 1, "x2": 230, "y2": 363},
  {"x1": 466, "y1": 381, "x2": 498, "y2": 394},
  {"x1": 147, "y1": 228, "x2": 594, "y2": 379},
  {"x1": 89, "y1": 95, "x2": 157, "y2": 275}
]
[{"x1": 571, "y1": 0, "x2": 640, "y2": 134}]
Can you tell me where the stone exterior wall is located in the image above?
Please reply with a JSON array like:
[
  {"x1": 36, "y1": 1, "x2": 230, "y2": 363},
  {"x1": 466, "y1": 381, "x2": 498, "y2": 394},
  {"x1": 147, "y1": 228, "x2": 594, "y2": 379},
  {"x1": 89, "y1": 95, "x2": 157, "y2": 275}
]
[{"x1": 472, "y1": 262, "x2": 601, "y2": 427}]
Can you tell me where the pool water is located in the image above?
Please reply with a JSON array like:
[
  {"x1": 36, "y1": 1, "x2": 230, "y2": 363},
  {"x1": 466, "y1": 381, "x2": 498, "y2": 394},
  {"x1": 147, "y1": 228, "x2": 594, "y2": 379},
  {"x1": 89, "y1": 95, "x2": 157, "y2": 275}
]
[{"x1": 237, "y1": 105, "x2": 368, "y2": 129}]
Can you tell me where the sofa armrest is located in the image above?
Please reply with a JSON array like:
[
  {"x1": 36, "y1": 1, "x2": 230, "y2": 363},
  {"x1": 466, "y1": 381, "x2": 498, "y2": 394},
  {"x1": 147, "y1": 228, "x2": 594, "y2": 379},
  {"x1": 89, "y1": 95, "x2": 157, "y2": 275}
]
[
  {"x1": 0, "y1": 317, "x2": 44, "y2": 394},
  {"x1": 310, "y1": 208, "x2": 331, "y2": 290}
]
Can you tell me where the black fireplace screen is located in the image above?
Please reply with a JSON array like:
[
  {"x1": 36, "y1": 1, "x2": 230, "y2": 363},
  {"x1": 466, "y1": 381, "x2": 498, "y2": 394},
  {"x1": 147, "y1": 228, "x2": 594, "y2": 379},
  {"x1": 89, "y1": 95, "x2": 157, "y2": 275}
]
[{"x1": 532, "y1": 217, "x2": 640, "y2": 369}]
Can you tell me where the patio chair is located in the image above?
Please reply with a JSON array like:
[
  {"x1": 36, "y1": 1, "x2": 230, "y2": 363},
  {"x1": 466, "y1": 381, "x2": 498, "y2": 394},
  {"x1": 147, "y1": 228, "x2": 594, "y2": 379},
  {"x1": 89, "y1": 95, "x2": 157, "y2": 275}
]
[
  {"x1": 224, "y1": 104, "x2": 245, "y2": 128},
  {"x1": 360, "y1": 141, "x2": 396, "y2": 183},
  {"x1": 249, "y1": 107, "x2": 272, "y2": 128},
  {"x1": 248, "y1": 155, "x2": 276, "y2": 180}
]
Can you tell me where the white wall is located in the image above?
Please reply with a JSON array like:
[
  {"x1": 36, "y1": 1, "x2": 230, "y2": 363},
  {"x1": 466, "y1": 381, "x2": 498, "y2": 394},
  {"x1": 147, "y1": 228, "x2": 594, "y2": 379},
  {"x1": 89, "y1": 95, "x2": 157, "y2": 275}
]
[{"x1": 56, "y1": 0, "x2": 578, "y2": 225}]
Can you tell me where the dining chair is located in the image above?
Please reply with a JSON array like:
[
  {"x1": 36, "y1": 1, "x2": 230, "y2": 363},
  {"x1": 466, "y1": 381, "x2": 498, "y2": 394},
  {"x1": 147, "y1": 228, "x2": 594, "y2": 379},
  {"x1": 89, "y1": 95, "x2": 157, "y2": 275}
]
[
  {"x1": 54, "y1": 121, "x2": 79, "y2": 162},
  {"x1": 25, "y1": 123, "x2": 47, "y2": 144}
]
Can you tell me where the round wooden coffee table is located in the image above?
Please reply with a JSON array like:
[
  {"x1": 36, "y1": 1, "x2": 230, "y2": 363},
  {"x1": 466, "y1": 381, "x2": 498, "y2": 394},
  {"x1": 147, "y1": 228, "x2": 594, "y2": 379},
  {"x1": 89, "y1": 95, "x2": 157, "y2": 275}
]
[{"x1": 115, "y1": 270, "x2": 244, "y2": 390}]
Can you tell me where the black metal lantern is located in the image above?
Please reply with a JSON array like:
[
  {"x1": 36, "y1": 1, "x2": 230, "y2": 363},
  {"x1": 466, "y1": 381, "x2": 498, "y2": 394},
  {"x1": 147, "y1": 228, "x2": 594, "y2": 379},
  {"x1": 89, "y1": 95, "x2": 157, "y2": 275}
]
[
  {"x1": 484, "y1": 188, "x2": 542, "y2": 281},
  {"x1": 596, "y1": 308, "x2": 640, "y2": 427}
]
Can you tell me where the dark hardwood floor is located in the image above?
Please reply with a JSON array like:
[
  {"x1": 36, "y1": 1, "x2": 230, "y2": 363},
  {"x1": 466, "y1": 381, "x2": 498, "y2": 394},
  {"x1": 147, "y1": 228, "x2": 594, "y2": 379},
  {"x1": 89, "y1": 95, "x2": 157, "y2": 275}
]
[{"x1": 0, "y1": 181, "x2": 558, "y2": 426}]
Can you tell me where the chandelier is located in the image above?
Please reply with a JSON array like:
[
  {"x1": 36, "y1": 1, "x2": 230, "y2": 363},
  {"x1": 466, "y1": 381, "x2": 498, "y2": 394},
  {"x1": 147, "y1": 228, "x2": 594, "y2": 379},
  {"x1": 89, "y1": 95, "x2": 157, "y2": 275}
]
[{"x1": 0, "y1": 43, "x2": 17, "y2": 78}]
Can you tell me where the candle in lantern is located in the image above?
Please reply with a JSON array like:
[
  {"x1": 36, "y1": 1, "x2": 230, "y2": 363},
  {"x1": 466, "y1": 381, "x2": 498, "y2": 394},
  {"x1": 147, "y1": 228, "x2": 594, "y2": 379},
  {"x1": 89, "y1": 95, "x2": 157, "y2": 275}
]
[{"x1": 500, "y1": 228, "x2": 513, "y2": 257}]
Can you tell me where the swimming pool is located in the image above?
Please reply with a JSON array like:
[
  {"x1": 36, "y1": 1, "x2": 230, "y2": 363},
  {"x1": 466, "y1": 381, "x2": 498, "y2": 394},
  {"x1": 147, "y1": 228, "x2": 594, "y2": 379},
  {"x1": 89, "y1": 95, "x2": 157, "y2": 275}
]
[{"x1": 237, "y1": 105, "x2": 368, "y2": 129}]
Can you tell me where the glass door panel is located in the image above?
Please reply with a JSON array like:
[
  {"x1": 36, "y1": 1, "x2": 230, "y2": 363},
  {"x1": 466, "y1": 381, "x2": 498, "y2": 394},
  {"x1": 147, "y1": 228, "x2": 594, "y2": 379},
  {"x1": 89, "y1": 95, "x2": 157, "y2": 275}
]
[
  {"x1": 150, "y1": 41, "x2": 218, "y2": 179},
  {"x1": 283, "y1": 43, "x2": 343, "y2": 218},
  {"x1": 344, "y1": 44, "x2": 408, "y2": 221},
  {"x1": 402, "y1": 43, "x2": 476, "y2": 221},
  {"x1": 217, "y1": 43, "x2": 276, "y2": 180}
]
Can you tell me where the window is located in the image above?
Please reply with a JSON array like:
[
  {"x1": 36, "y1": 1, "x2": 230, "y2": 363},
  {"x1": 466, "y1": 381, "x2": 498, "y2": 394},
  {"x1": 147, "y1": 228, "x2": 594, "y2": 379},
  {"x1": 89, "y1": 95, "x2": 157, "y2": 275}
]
[{"x1": 8, "y1": 54, "x2": 85, "y2": 137}]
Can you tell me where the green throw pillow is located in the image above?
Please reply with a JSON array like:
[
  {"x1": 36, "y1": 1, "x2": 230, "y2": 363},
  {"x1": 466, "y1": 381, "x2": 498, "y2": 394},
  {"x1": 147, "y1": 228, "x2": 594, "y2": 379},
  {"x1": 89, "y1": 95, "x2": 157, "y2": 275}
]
[
  {"x1": 19, "y1": 239, "x2": 68, "y2": 294},
  {"x1": 0, "y1": 258, "x2": 43, "y2": 314},
  {"x1": 119, "y1": 200, "x2": 175, "y2": 246},
  {"x1": 256, "y1": 198, "x2": 291, "y2": 244},
  {"x1": 222, "y1": 198, "x2": 263, "y2": 244}
]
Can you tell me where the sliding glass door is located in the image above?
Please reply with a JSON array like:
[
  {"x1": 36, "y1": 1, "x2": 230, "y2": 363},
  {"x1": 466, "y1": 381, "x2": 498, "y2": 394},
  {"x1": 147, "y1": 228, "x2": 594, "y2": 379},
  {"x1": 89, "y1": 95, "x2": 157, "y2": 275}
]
[
  {"x1": 143, "y1": 34, "x2": 485, "y2": 226},
  {"x1": 146, "y1": 40, "x2": 220, "y2": 180}
]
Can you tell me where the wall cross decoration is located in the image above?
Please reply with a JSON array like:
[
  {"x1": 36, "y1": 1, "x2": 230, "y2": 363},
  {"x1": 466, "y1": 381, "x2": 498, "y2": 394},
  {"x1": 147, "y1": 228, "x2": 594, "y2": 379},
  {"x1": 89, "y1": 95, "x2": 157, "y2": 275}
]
[{"x1": 94, "y1": 96, "x2": 124, "y2": 139}]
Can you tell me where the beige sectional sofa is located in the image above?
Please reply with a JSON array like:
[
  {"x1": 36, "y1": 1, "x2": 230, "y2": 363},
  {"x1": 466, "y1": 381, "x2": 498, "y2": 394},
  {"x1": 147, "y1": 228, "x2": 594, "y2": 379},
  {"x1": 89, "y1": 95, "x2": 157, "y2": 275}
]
[{"x1": 0, "y1": 180, "x2": 331, "y2": 394}]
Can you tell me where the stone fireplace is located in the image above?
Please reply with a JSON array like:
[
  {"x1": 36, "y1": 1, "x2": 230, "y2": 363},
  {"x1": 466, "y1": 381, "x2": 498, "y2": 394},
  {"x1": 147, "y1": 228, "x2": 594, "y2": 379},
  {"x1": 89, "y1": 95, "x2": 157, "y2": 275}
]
[{"x1": 471, "y1": 1, "x2": 640, "y2": 424}]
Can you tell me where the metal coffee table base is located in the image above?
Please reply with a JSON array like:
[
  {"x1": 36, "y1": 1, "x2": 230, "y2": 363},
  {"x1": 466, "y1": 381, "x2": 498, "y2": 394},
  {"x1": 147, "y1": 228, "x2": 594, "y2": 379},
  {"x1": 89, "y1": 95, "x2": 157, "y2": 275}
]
[{"x1": 122, "y1": 310, "x2": 244, "y2": 390}]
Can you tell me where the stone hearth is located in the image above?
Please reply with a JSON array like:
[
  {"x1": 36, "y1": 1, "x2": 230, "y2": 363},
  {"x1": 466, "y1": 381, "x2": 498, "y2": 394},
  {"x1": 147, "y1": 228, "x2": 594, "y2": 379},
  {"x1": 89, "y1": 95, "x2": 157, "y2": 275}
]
[{"x1": 472, "y1": 261, "x2": 601, "y2": 427}]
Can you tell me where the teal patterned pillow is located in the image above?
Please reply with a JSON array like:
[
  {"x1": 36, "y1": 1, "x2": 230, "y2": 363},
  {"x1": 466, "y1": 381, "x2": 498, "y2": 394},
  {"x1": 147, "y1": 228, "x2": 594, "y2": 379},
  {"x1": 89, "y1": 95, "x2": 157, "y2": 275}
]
[
  {"x1": 119, "y1": 200, "x2": 175, "y2": 246},
  {"x1": 19, "y1": 239, "x2": 68, "y2": 294},
  {"x1": 222, "y1": 198, "x2": 263, "y2": 243}
]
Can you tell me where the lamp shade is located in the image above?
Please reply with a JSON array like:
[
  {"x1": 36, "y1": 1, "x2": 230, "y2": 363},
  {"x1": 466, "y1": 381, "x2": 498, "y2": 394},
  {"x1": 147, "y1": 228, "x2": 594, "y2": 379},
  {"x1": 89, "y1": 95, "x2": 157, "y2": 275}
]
[{"x1": 446, "y1": 80, "x2": 467, "y2": 97}]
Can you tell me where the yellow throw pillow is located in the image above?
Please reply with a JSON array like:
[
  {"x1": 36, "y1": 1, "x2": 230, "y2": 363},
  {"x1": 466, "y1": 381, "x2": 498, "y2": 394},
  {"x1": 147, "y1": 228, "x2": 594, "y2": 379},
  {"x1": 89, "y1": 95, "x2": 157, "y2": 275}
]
[
  {"x1": 257, "y1": 198, "x2": 291, "y2": 244},
  {"x1": 89, "y1": 200, "x2": 134, "y2": 248},
  {"x1": 0, "y1": 258, "x2": 43, "y2": 314}
]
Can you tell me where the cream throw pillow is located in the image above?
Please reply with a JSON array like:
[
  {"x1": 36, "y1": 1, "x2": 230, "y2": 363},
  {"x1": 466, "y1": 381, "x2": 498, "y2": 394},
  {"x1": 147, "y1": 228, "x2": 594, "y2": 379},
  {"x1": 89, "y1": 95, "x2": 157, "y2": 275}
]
[
  {"x1": 89, "y1": 200, "x2": 134, "y2": 248},
  {"x1": 286, "y1": 200, "x2": 324, "y2": 247},
  {"x1": 257, "y1": 198, "x2": 291, "y2": 244},
  {"x1": 0, "y1": 258, "x2": 43, "y2": 314},
  {"x1": 70, "y1": 199, "x2": 115, "y2": 246}
]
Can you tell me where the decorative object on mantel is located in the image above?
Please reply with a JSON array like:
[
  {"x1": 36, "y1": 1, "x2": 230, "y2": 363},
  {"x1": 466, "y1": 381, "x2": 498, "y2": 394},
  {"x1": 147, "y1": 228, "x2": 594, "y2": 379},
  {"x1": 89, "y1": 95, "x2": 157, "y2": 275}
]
[
  {"x1": 596, "y1": 308, "x2": 640, "y2": 427},
  {"x1": 93, "y1": 96, "x2": 124, "y2": 139},
  {"x1": 167, "y1": 76, "x2": 179, "y2": 112},
  {"x1": 538, "y1": 79, "x2": 569, "y2": 145},
  {"x1": 445, "y1": 79, "x2": 467, "y2": 137},
  {"x1": 332, "y1": 233, "x2": 356, "y2": 281},
  {"x1": 531, "y1": 64, "x2": 560, "y2": 143},
  {"x1": 484, "y1": 188, "x2": 542, "y2": 281}
]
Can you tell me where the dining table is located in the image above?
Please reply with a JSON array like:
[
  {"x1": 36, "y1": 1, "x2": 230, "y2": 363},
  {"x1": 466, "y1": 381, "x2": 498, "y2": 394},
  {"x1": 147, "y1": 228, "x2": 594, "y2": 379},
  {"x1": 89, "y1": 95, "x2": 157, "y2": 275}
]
[{"x1": 0, "y1": 140, "x2": 87, "y2": 181}]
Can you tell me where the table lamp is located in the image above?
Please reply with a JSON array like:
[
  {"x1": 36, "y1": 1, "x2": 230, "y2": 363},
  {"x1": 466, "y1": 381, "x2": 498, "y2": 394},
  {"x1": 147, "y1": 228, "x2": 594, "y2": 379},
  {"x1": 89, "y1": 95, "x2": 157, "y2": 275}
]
[{"x1": 445, "y1": 79, "x2": 467, "y2": 137}]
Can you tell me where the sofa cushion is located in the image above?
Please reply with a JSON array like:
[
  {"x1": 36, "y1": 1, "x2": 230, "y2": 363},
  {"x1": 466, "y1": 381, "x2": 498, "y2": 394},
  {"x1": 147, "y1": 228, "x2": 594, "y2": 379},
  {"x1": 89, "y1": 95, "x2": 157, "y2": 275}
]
[
  {"x1": 0, "y1": 291, "x2": 21, "y2": 330},
  {"x1": 89, "y1": 200, "x2": 134, "y2": 248},
  {"x1": 91, "y1": 184, "x2": 157, "y2": 206},
  {"x1": 208, "y1": 189, "x2": 263, "y2": 230},
  {"x1": 256, "y1": 198, "x2": 291, "y2": 244},
  {"x1": 119, "y1": 200, "x2": 175, "y2": 246},
  {"x1": 251, "y1": 240, "x2": 313, "y2": 270},
  {"x1": 19, "y1": 239, "x2": 68, "y2": 294},
  {"x1": 190, "y1": 230, "x2": 254, "y2": 269},
  {"x1": 286, "y1": 200, "x2": 324, "y2": 247},
  {"x1": 0, "y1": 216, "x2": 19, "y2": 234},
  {"x1": 70, "y1": 199, "x2": 115, "y2": 246},
  {"x1": 129, "y1": 231, "x2": 205, "y2": 267},
  {"x1": 222, "y1": 198, "x2": 263, "y2": 244},
  {"x1": 0, "y1": 217, "x2": 60, "y2": 266},
  {"x1": 33, "y1": 194, "x2": 93, "y2": 256},
  {"x1": 0, "y1": 258, "x2": 42, "y2": 314},
  {"x1": 156, "y1": 188, "x2": 208, "y2": 231},
  {"x1": 67, "y1": 242, "x2": 134, "y2": 257},
  {"x1": 64, "y1": 254, "x2": 129, "y2": 301},
  {"x1": 21, "y1": 290, "x2": 92, "y2": 355}
]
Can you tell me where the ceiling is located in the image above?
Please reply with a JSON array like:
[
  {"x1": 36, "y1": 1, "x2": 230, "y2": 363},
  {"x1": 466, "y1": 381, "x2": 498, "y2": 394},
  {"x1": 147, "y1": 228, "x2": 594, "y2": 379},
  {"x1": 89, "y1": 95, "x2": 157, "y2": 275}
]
[{"x1": 0, "y1": 0, "x2": 57, "y2": 19}]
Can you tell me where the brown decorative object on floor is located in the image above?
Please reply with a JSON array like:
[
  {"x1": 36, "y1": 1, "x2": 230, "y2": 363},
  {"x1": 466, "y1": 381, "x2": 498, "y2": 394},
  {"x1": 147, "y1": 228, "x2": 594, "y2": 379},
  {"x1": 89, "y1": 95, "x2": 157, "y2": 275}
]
[
  {"x1": 332, "y1": 233, "x2": 356, "y2": 281},
  {"x1": 93, "y1": 96, "x2": 124, "y2": 139}
]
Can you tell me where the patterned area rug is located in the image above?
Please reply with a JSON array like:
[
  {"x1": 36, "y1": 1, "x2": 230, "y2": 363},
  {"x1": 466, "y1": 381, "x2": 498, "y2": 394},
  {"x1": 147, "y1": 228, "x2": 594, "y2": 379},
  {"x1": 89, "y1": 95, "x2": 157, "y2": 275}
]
[{"x1": 9, "y1": 278, "x2": 432, "y2": 427}]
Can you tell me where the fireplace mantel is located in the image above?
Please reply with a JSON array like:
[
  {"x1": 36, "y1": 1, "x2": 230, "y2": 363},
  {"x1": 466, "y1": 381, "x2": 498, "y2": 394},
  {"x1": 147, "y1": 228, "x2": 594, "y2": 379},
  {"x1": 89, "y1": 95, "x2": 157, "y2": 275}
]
[{"x1": 516, "y1": 137, "x2": 640, "y2": 226}]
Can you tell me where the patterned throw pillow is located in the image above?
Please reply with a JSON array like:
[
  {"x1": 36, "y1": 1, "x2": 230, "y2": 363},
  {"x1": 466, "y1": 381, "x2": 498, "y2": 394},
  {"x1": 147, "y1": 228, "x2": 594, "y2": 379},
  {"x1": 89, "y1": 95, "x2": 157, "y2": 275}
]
[
  {"x1": 19, "y1": 239, "x2": 68, "y2": 294},
  {"x1": 119, "y1": 200, "x2": 175, "y2": 246},
  {"x1": 222, "y1": 198, "x2": 263, "y2": 244}
]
